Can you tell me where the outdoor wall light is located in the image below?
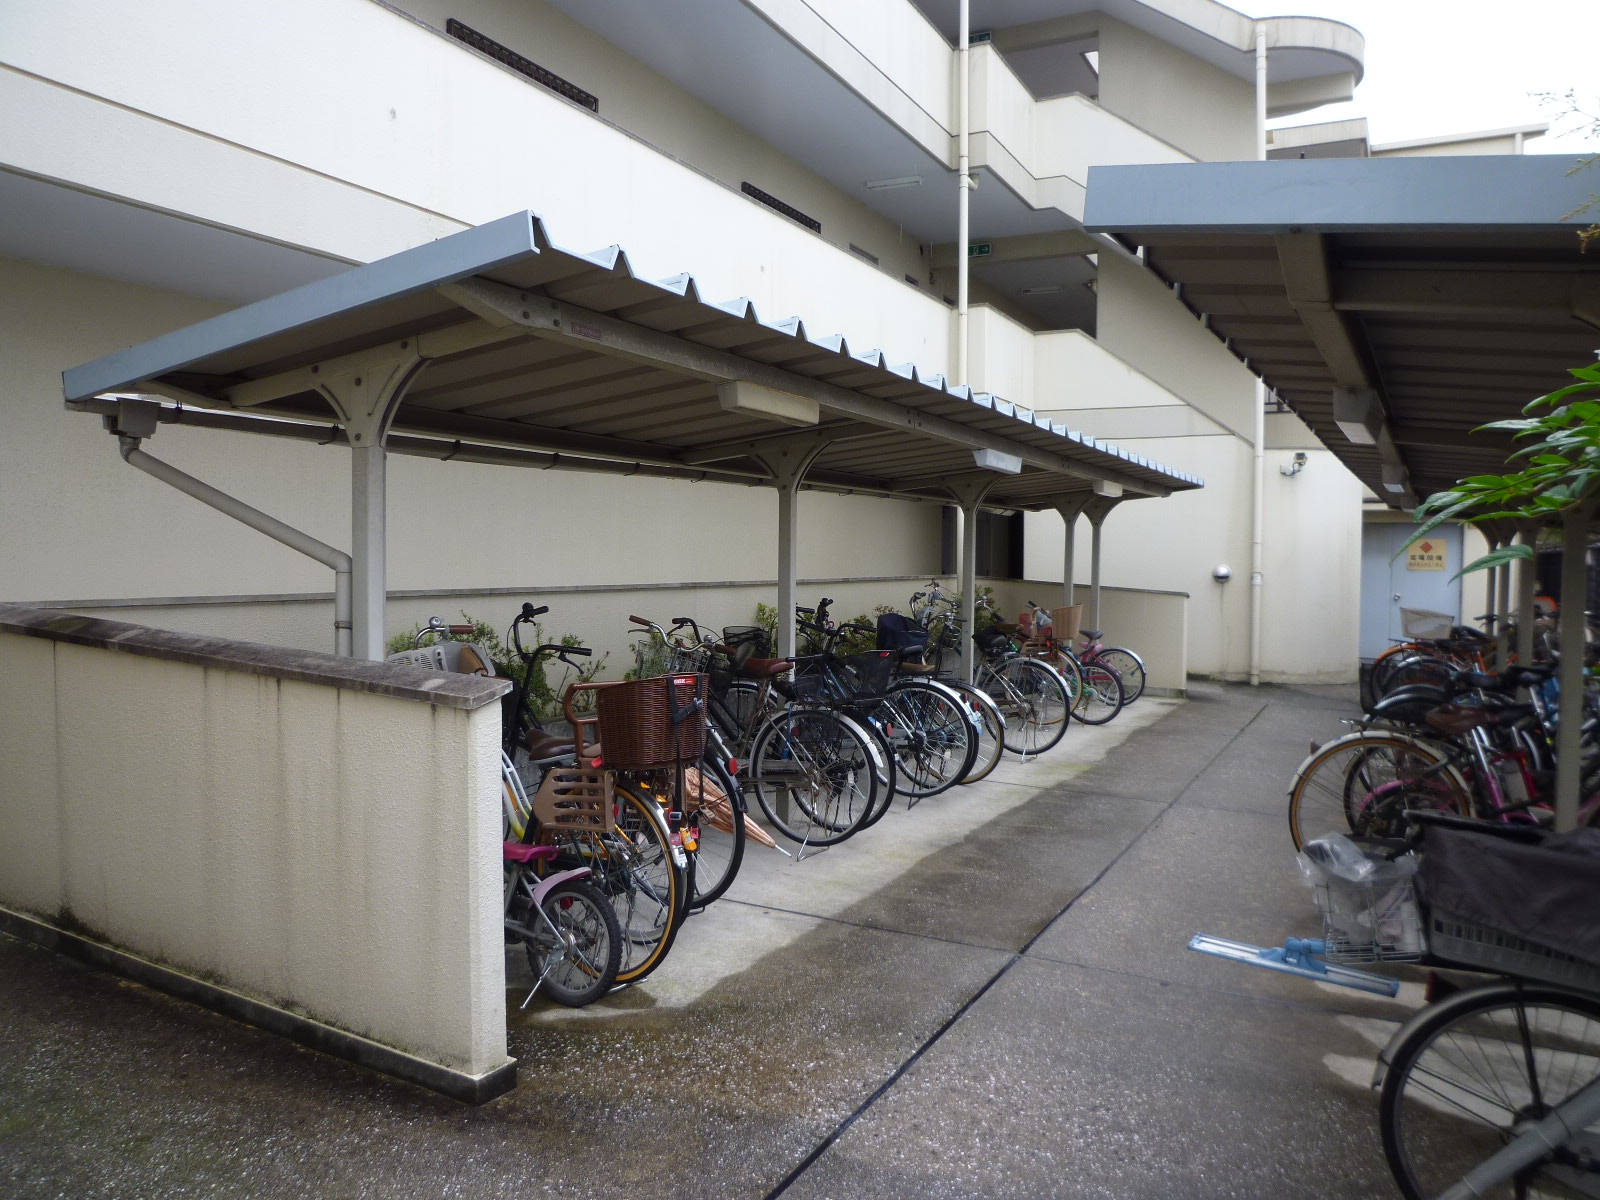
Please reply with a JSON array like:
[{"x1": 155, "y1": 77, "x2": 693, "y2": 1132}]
[
  {"x1": 1279, "y1": 451, "x2": 1309, "y2": 478},
  {"x1": 1213, "y1": 564, "x2": 1232, "y2": 582}
]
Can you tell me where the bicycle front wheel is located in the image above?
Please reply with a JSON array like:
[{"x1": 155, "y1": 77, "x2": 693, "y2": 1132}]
[
  {"x1": 1096, "y1": 648, "x2": 1146, "y2": 704},
  {"x1": 1070, "y1": 659, "x2": 1125, "y2": 726},
  {"x1": 988, "y1": 658, "x2": 1071, "y2": 755},
  {"x1": 747, "y1": 707, "x2": 880, "y2": 847},
  {"x1": 942, "y1": 680, "x2": 1005, "y2": 784},
  {"x1": 1379, "y1": 983, "x2": 1600, "y2": 1200},
  {"x1": 878, "y1": 681, "x2": 977, "y2": 799},
  {"x1": 1286, "y1": 732, "x2": 1472, "y2": 851}
]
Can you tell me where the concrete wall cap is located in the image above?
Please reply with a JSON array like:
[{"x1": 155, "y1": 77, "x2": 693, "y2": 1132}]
[{"x1": 0, "y1": 604, "x2": 511, "y2": 711}]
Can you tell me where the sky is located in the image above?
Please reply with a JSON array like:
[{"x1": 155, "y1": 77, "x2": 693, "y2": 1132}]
[{"x1": 1264, "y1": 0, "x2": 1598, "y2": 154}]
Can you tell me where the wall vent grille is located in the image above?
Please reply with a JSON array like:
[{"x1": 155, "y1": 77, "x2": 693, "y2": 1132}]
[
  {"x1": 741, "y1": 183, "x2": 821, "y2": 234},
  {"x1": 447, "y1": 19, "x2": 599, "y2": 113}
]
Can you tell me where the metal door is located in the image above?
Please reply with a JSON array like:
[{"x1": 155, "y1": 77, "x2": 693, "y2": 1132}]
[{"x1": 1358, "y1": 522, "x2": 1463, "y2": 660}]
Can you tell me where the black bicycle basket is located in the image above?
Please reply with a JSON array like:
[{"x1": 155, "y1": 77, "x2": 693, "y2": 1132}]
[
  {"x1": 842, "y1": 651, "x2": 895, "y2": 698},
  {"x1": 973, "y1": 625, "x2": 1011, "y2": 657},
  {"x1": 721, "y1": 626, "x2": 772, "y2": 658}
]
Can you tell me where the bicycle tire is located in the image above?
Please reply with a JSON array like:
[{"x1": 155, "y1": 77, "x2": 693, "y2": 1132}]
[
  {"x1": 1096, "y1": 648, "x2": 1146, "y2": 704},
  {"x1": 546, "y1": 783, "x2": 685, "y2": 985},
  {"x1": 682, "y1": 753, "x2": 746, "y2": 909},
  {"x1": 1069, "y1": 658, "x2": 1125, "y2": 726},
  {"x1": 876, "y1": 680, "x2": 977, "y2": 799},
  {"x1": 1286, "y1": 731, "x2": 1473, "y2": 851},
  {"x1": 987, "y1": 658, "x2": 1071, "y2": 754},
  {"x1": 849, "y1": 712, "x2": 900, "y2": 830},
  {"x1": 747, "y1": 706, "x2": 879, "y2": 847},
  {"x1": 1379, "y1": 982, "x2": 1600, "y2": 1200},
  {"x1": 943, "y1": 680, "x2": 1005, "y2": 784},
  {"x1": 520, "y1": 875, "x2": 622, "y2": 1008}
]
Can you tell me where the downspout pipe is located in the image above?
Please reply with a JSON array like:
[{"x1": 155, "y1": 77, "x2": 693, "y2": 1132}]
[
  {"x1": 956, "y1": 0, "x2": 971, "y2": 386},
  {"x1": 117, "y1": 436, "x2": 354, "y2": 657},
  {"x1": 1248, "y1": 22, "x2": 1268, "y2": 687}
]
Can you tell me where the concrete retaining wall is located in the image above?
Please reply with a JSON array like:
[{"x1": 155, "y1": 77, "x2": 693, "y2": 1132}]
[{"x1": 0, "y1": 605, "x2": 511, "y2": 1093}]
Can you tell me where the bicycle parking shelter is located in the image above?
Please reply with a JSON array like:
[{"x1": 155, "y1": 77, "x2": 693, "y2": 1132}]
[
  {"x1": 1084, "y1": 154, "x2": 1600, "y2": 831},
  {"x1": 62, "y1": 210, "x2": 1202, "y2": 676}
]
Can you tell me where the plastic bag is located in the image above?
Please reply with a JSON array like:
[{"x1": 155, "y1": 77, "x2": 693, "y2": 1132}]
[
  {"x1": 1299, "y1": 835, "x2": 1421, "y2": 956},
  {"x1": 1297, "y1": 834, "x2": 1417, "y2": 887}
]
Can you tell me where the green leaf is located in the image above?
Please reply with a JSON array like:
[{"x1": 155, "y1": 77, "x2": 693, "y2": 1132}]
[{"x1": 1451, "y1": 544, "x2": 1534, "y2": 581}]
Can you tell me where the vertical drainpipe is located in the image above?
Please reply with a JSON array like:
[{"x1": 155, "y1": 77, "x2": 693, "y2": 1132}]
[
  {"x1": 957, "y1": 0, "x2": 971, "y2": 387},
  {"x1": 1249, "y1": 22, "x2": 1267, "y2": 686}
]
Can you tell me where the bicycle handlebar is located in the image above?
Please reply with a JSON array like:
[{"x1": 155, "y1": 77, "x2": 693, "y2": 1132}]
[{"x1": 628, "y1": 614, "x2": 651, "y2": 627}]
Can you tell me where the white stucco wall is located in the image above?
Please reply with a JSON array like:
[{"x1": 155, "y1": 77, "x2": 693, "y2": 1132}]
[
  {"x1": 0, "y1": 623, "x2": 507, "y2": 1075},
  {"x1": 1095, "y1": 16, "x2": 1256, "y2": 164}
]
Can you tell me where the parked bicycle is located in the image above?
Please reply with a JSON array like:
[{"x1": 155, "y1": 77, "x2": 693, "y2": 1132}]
[
  {"x1": 1194, "y1": 811, "x2": 1600, "y2": 1200},
  {"x1": 910, "y1": 583, "x2": 1074, "y2": 755}
]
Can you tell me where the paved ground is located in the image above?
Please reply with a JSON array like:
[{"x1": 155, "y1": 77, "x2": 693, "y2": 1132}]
[{"x1": 0, "y1": 682, "x2": 1428, "y2": 1199}]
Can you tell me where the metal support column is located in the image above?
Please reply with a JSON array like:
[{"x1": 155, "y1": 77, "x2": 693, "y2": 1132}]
[
  {"x1": 946, "y1": 476, "x2": 999, "y2": 683},
  {"x1": 752, "y1": 437, "x2": 830, "y2": 659},
  {"x1": 1052, "y1": 495, "x2": 1092, "y2": 611},
  {"x1": 1082, "y1": 495, "x2": 1123, "y2": 634},
  {"x1": 1516, "y1": 523, "x2": 1539, "y2": 666},
  {"x1": 316, "y1": 347, "x2": 427, "y2": 659},
  {"x1": 1555, "y1": 506, "x2": 1592, "y2": 832},
  {"x1": 1495, "y1": 550, "x2": 1512, "y2": 664}
]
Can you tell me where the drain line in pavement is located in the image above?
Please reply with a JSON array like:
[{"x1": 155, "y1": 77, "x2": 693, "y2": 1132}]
[{"x1": 762, "y1": 701, "x2": 1269, "y2": 1199}]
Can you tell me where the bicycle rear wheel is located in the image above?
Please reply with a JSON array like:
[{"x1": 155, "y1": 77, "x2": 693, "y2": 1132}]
[
  {"x1": 682, "y1": 756, "x2": 746, "y2": 909},
  {"x1": 1379, "y1": 983, "x2": 1600, "y2": 1200},
  {"x1": 1286, "y1": 731, "x2": 1472, "y2": 851},
  {"x1": 548, "y1": 783, "x2": 685, "y2": 985},
  {"x1": 518, "y1": 875, "x2": 622, "y2": 1008},
  {"x1": 1096, "y1": 648, "x2": 1146, "y2": 704},
  {"x1": 747, "y1": 707, "x2": 880, "y2": 846}
]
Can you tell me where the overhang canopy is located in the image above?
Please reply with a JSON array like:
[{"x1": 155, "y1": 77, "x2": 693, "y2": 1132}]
[
  {"x1": 1083, "y1": 156, "x2": 1600, "y2": 505},
  {"x1": 66, "y1": 211, "x2": 1200, "y2": 509}
]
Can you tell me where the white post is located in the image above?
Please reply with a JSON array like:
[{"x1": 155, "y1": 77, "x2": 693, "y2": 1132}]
[
  {"x1": 1516, "y1": 524, "x2": 1539, "y2": 666},
  {"x1": 776, "y1": 478, "x2": 801, "y2": 660},
  {"x1": 1555, "y1": 507, "x2": 1590, "y2": 832},
  {"x1": 1062, "y1": 512, "x2": 1077, "y2": 608},
  {"x1": 1249, "y1": 22, "x2": 1268, "y2": 688},
  {"x1": 956, "y1": 0, "x2": 971, "y2": 387},
  {"x1": 960, "y1": 500, "x2": 979, "y2": 683},
  {"x1": 1089, "y1": 514, "x2": 1104, "y2": 631},
  {"x1": 1496, "y1": 541, "x2": 1513, "y2": 665},
  {"x1": 351, "y1": 442, "x2": 387, "y2": 661}
]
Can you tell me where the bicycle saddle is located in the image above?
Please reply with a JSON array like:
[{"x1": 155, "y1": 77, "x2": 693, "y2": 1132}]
[
  {"x1": 738, "y1": 657, "x2": 793, "y2": 678},
  {"x1": 1424, "y1": 703, "x2": 1533, "y2": 736},
  {"x1": 524, "y1": 727, "x2": 603, "y2": 762},
  {"x1": 1082, "y1": 629, "x2": 1102, "y2": 640}
]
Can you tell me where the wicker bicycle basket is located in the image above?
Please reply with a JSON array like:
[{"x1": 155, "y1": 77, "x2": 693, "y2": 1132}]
[
  {"x1": 1053, "y1": 605, "x2": 1084, "y2": 642},
  {"x1": 594, "y1": 672, "x2": 709, "y2": 771},
  {"x1": 531, "y1": 766, "x2": 613, "y2": 833}
]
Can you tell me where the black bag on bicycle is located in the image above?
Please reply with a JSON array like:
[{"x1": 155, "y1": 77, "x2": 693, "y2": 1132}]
[{"x1": 876, "y1": 612, "x2": 929, "y2": 657}]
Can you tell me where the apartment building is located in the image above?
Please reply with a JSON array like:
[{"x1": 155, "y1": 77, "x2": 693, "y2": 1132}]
[{"x1": 0, "y1": 0, "x2": 1368, "y2": 682}]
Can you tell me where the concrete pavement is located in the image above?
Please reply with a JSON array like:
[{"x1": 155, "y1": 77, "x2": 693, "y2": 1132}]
[{"x1": 0, "y1": 682, "x2": 1423, "y2": 1198}]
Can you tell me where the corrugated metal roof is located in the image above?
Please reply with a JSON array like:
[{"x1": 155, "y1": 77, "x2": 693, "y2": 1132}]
[
  {"x1": 65, "y1": 212, "x2": 1202, "y2": 508},
  {"x1": 1085, "y1": 159, "x2": 1600, "y2": 505}
]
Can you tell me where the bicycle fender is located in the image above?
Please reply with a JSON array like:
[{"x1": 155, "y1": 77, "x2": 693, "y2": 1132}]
[
  {"x1": 1369, "y1": 979, "x2": 1524, "y2": 1089},
  {"x1": 1286, "y1": 728, "x2": 1457, "y2": 798},
  {"x1": 531, "y1": 866, "x2": 592, "y2": 906}
]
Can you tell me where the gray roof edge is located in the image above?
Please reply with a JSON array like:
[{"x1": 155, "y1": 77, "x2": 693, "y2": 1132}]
[
  {"x1": 62, "y1": 211, "x2": 543, "y2": 401},
  {"x1": 1083, "y1": 156, "x2": 1600, "y2": 235}
]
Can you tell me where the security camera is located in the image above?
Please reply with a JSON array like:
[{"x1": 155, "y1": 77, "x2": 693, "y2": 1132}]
[
  {"x1": 1280, "y1": 451, "x2": 1309, "y2": 478},
  {"x1": 1213, "y1": 565, "x2": 1232, "y2": 582}
]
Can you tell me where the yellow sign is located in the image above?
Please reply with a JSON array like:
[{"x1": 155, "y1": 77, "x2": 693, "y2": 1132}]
[{"x1": 1407, "y1": 539, "x2": 1447, "y2": 571}]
